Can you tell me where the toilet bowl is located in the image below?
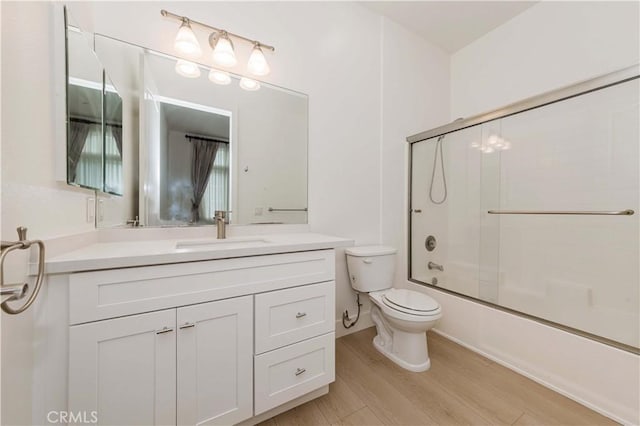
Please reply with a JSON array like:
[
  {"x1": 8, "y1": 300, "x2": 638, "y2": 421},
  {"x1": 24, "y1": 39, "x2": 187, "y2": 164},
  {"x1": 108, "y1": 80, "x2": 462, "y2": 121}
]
[
  {"x1": 369, "y1": 289, "x2": 441, "y2": 371},
  {"x1": 345, "y1": 246, "x2": 442, "y2": 372}
]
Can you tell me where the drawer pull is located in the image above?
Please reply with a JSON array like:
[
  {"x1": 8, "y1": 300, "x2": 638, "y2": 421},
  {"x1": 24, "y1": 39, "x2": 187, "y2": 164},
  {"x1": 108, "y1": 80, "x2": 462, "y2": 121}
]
[
  {"x1": 179, "y1": 323, "x2": 195, "y2": 330},
  {"x1": 295, "y1": 368, "x2": 306, "y2": 376},
  {"x1": 295, "y1": 312, "x2": 307, "y2": 319},
  {"x1": 156, "y1": 327, "x2": 174, "y2": 335}
]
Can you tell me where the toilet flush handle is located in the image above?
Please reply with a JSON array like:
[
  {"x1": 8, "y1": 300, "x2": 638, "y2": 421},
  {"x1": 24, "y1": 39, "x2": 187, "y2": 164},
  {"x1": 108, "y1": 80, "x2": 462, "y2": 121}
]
[{"x1": 362, "y1": 258, "x2": 373, "y2": 264}]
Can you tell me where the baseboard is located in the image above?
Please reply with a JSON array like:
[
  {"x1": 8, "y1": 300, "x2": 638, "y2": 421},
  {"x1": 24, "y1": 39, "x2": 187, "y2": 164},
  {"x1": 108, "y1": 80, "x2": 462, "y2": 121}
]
[
  {"x1": 335, "y1": 310, "x2": 374, "y2": 338},
  {"x1": 431, "y1": 328, "x2": 628, "y2": 425}
]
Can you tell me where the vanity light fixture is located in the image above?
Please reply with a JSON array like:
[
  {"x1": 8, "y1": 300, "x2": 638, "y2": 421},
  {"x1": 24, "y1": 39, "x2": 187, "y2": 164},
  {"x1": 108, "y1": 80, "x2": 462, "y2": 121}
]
[
  {"x1": 174, "y1": 18, "x2": 202, "y2": 58},
  {"x1": 209, "y1": 69, "x2": 231, "y2": 85},
  {"x1": 209, "y1": 32, "x2": 237, "y2": 67},
  {"x1": 175, "y1": 59, "x2": 201, "y2": 78},
  {"x1": 247, "y1": 43, "x2": 270, "y2": 76},
  {"x1": 239, "y1": 77, "x2": 260, "y2": 91},
  {"x1": 161, "y1": 9, "x2": 274, "y2": 76}
]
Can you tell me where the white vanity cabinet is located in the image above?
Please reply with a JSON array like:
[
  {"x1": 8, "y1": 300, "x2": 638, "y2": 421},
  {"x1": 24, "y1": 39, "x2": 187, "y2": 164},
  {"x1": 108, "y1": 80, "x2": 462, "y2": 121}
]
[
  {"x1": 69, "y1": 309, "x2": 178, "y2": 425},
  {"x1": 64, "y1": 248, "x2": 337, "y2": 426},
  {"x1": 69, "y1": 296, "x2": 253, "y2": 426},
  {"x1": 176, "y1": 297, "x2": 253, "y2": 425}
]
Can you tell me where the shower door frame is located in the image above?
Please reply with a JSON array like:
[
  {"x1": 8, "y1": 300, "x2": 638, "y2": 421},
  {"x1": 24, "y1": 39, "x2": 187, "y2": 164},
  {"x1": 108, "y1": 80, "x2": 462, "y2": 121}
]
[{"x1": 406, "y1": 64, "x2": 640, "y2": 354}]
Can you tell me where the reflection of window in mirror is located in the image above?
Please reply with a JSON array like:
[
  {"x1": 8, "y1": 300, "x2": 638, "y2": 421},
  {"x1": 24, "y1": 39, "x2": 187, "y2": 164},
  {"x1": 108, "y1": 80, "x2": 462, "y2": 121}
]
[
  {"x1": 67, "y1": 78, "x2": 123, "y2": 194},
  {"x1": 67, "y1": 78, "x2": 103, "y2": 189},
  {"x1": 104, "y1": 84, "x2": 123, "y2": 195},
  {"x1": 157, "y1": 97, "x2": 231, "y2": 225}
]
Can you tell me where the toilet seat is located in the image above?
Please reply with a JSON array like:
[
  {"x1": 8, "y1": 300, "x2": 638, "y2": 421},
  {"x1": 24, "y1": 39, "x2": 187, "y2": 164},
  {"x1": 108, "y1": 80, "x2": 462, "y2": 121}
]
[
  {"x1": 370, "y1": 289, "x2": 441, "y2": 319},
  {"x1": 383, "y1": 289, "x2": 439, "y2": 314}
]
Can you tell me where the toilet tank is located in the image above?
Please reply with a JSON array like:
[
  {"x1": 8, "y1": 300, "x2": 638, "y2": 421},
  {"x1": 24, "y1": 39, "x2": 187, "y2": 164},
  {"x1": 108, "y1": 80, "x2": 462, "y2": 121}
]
[{"x1": 345, "y1": 246, "x2": 397, "y2": 292}]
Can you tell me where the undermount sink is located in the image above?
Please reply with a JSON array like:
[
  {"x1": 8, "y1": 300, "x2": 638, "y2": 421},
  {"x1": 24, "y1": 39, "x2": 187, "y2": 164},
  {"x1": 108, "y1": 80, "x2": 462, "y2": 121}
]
[{"x1": 174, "y1": 238, "x2": 270, "y2": 251}]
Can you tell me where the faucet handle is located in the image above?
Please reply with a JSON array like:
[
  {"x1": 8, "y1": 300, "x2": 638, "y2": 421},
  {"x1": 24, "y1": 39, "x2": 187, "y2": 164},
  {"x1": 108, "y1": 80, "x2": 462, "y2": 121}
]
[{"x1": 214, "y1": 210, "x2": 230, "y2": 224}]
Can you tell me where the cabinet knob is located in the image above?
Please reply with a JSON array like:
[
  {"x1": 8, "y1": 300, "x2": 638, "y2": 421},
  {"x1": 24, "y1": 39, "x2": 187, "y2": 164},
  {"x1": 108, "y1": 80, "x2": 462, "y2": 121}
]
[
  {"x1": 295, "y1": 368, "x2": 306, "y2": 376},
  {"x1": 295, "y1": 312, "x2": 307, "y2": 319},
  {"x1": 179, "y1": 323, "x2": 195, "y2": 330},
  {"x1": 156, "y1": 327, "x2": 174, "y2": 335}
]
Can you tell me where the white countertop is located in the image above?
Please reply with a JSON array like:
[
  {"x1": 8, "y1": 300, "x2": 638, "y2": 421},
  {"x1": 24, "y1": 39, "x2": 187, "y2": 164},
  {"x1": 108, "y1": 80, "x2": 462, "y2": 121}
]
[{"x1": 43, "y1": 233, "x2": 353, "y2": 274}]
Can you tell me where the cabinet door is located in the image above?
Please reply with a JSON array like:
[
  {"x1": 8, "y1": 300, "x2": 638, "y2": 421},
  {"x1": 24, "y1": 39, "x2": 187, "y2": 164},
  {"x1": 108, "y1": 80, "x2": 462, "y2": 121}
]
[
  {"x1": 69, "y1": 309, "x2": 176, "y2": 425},
  {"x1": 177, "y1": 296, "x2": 253, "y2": 425}
]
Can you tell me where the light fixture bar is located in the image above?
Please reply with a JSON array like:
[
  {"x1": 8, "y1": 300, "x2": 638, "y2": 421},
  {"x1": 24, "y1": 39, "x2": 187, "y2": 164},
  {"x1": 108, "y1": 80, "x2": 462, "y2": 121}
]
[{"x1": 160, "y1": 9, "x2": 275, "y2": 52}]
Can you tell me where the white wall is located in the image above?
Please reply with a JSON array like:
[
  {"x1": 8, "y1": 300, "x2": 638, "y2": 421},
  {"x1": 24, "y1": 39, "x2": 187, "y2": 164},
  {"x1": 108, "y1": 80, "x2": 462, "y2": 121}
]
[
  {"x1": 405, "y1": 2, "x2": 639, "y2": 424},
  {"x1": 0, "y1": 2, "x2": 98, "y2": 425},
  {"x1": 451, "y1": 1, "x2": 639, "y2": 119}
]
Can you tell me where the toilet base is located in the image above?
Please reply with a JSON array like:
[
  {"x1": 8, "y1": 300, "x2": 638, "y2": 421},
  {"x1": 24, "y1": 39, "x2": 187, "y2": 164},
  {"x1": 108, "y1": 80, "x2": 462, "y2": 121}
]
[{"x1": 372, "y1": 334, "x2": 431, "y2": 372}]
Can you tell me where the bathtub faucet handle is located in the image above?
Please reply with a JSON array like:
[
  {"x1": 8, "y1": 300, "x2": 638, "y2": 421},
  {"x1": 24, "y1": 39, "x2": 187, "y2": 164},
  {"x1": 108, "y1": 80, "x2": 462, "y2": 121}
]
[{"x1": 428, "y1": 261, "x2": 444, "y2": 272}]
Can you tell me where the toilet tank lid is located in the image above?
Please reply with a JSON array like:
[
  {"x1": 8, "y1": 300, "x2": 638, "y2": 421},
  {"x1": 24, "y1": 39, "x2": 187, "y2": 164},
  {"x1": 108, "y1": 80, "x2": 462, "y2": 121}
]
[{"x1": 345, "y1": 246, "x2": 397, "y2": 257}]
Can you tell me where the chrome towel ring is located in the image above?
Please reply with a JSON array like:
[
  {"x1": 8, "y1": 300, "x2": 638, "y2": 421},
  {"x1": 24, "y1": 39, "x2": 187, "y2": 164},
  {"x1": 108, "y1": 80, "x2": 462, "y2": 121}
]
[{"x1": 0, "y1": 227, "x2": 45, "y2": 315}]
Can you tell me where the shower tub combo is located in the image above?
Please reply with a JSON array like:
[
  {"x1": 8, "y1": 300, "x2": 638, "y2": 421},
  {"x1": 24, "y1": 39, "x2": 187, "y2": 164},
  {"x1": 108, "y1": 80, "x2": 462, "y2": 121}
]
[{"x1": 407, "y1": 65, "x2": 639, "y2": 353}]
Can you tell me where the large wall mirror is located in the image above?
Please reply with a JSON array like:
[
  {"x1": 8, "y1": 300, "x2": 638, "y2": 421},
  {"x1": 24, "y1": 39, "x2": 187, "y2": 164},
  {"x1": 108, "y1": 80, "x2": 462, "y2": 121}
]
[
  {"x1": 65, "y1": 8, "x2": 123, "y2": 196},
  {"x1": 91, "y1": 34, "x2": 308, "y2": 227}
]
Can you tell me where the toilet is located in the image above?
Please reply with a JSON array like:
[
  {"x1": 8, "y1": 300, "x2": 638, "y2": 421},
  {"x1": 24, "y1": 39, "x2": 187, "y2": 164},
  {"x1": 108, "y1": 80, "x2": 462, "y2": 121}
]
[{"x1": 345, "y1": 246, "x2": 442, "y2": 372}]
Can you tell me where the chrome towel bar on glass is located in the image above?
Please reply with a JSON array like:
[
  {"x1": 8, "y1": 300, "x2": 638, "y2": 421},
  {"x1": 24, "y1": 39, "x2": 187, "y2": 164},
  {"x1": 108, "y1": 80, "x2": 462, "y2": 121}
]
[
  {"x1": 487, "y1": 209, "x2": 634, "y2": 216},
  {"x1": 268, "y1": 207, "x2": 308, "y2": 212},
  {"x1": 0, "y1": 226, "x2": 46, "y2": 315}
]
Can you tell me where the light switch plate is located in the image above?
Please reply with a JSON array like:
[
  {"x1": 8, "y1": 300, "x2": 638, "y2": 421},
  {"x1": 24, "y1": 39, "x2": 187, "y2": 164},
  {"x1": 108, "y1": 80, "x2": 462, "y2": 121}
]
[{"x1": 87, "y1": 198, "x2": 95, "y2": 223}]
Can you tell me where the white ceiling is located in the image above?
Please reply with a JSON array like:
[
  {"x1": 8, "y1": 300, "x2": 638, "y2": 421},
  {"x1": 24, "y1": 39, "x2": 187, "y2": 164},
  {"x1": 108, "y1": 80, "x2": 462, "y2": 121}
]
[{"x1": 363, "y1": 1, "x2": 537, "y2": 53}]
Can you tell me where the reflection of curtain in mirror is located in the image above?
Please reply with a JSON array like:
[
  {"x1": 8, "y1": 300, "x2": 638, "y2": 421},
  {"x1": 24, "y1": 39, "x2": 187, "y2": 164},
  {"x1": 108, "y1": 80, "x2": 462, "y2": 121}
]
[
  {"x1": 202, "y1": 143, "x2": 229, "y2": 222},
  {"x1": 75, "y1": 124, "x2": 103, "y2": 189},
  {"x1": 68, "y1": 121, "x2": 92, "y2": 182},
  {"x1": 110, "y1": 125, "x2": 123, "y2": 158},
  {"x1": 104, "y1": 126, "x2": 123, "y2": 194},
  {"x1": 75, "y1": 125, "x2": 123, "y2": 193},
  {"x1": 190, "y1": 140, "x2": 220, "y2": 222}
]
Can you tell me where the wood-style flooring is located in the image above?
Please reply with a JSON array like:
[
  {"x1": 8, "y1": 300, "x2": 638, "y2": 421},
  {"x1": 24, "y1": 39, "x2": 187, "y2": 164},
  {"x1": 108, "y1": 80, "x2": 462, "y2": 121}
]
[{"x1": 260, "y1": 327, "x2": 616, "y2": 426}]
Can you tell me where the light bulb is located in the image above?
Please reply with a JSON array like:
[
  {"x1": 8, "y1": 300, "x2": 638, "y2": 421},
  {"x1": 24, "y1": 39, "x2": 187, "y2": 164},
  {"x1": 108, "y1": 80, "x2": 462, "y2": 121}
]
[
  {"x1": 175, "y1": 59, "x2": 201, "y2": 78},
  {"x1": 174, "y1": 20, "x2": 201, "y2": 58},
  {"x1": 239, "y1": 77, "x2": 260, "y2": 91},
  {"x1": 247, "y1": 44, "x2": 270, "y2": 76},
  {"x1": 209, "y1": 69, "x2": 231, "y2": 85},
  {"x1": 210, "y1": 32, "x2": 237, "y2": 67}
]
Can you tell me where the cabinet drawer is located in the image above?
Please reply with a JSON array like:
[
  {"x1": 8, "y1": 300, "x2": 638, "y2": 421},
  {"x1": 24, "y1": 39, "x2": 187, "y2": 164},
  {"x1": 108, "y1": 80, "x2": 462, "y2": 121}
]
[
  {"x1": 255, "y1": 281, "x2": 335, "y2": 354},
  {"x1": 254, "y1": 332, "x2": 335, "y2": 415},
  {"x1": 69, "y1": 250, "x2": 335, "y2": 324}
]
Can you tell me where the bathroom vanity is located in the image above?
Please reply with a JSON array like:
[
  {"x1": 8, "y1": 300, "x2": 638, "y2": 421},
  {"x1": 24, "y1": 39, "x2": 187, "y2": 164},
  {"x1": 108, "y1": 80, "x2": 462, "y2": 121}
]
[{"x1": 39, "y1": 233, "x2": 350, "y2": 425}]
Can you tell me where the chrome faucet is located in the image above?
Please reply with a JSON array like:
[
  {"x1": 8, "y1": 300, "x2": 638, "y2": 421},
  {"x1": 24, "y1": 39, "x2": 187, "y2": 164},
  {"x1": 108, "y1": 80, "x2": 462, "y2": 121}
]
[
  {"x1": 428, "y1": 261, "x2": 444, "y2": 271},
  {"x1": 214, "y1": 210, "x2": 227, "y2": 239}
]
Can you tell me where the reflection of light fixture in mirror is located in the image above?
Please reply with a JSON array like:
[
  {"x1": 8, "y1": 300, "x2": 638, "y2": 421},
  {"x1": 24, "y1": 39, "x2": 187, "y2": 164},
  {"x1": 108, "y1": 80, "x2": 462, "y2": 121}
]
[
  {"x1": 175, "y1": 59, "x2": 201, "y2": 78},
  {"x1": 247, "y1": 44, "x2": 270, "y2": 76},
  {"x1": 209, "y1": 69, "x2": 231, "y2": 85},
  {"x1": 472, "y1": 133, "x2": 511, "y2": 153},
  {"x1": 174, "y1": 19, "x2": 202, "y2": 57},
  {"x1": 239, "y1": 77, "x2": 260, "y2": 91},
  {"x1": 210, "y1": 32, "x2": 237, "y2": 67}
]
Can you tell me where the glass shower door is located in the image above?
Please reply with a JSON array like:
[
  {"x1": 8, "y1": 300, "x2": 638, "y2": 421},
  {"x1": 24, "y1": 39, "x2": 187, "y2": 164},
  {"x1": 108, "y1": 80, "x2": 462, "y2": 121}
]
[
  {"x1": 485, "y1": 78, "x2": 639, "y2": 348},
  {"x1": 409, "y1": 74, "x2": 639, "y2": 351},
  {"x1": 410, "y1": 125, "x2": 484, "y2": 298}
]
